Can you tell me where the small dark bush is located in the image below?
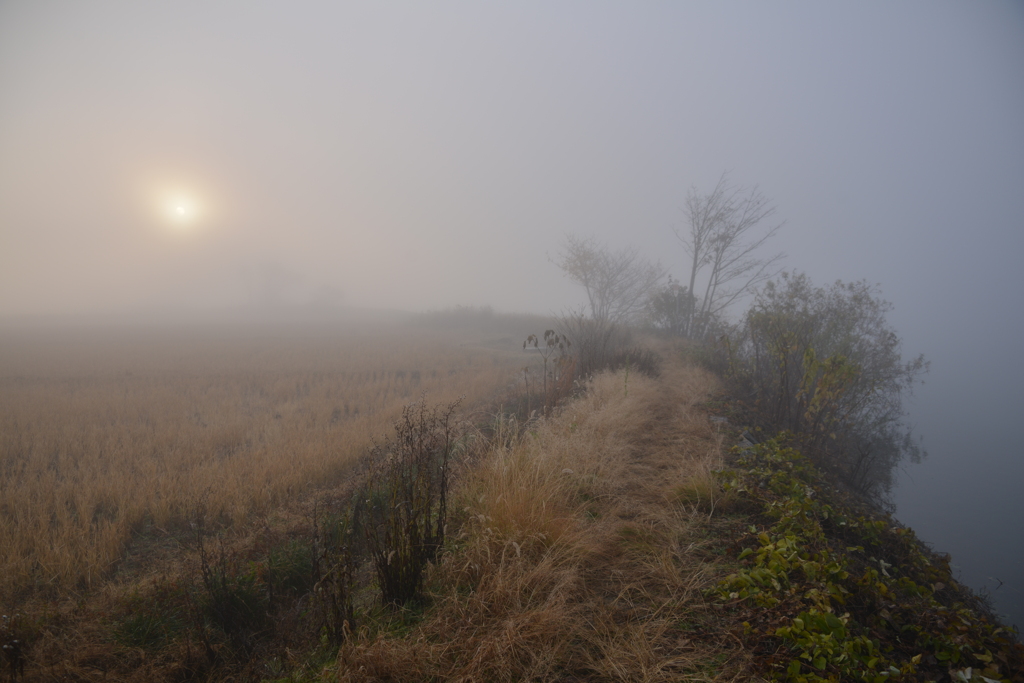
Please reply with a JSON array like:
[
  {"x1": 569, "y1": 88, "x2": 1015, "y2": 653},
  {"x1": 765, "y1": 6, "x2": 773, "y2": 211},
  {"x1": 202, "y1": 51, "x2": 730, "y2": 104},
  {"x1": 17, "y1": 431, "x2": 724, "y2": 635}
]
[
  {"x1": 199, "y1": 556, "x2": 268, "y2": 654},
  {"x1": 266, "y1": 538, "x2": 316, "y2": 597},
  {"x1": 363, "y1": 399, "x2": 462, "y2": 607},
  {"x1": 189, "y1": 520, "x2": 270, "y2": 658},
  {"x1": 556, "y1": 312, "x2": 633, "y2": 379},
  {"x1": 606, "y1": 346, "x2": 662, "y2": 378},
  {"x1": 523, "y1": 330, "x2": 575, "y2": 415},
  {"x1": 311, "y1": 511, "x2": 357, "y2": 645},
  {"x1": 113, "y1": 582, "x2": 190, "y2": 651}
]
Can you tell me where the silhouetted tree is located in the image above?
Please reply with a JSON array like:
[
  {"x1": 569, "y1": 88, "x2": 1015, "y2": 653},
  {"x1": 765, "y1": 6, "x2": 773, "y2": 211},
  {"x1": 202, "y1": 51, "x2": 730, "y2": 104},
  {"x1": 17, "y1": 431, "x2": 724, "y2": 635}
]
[
  {"x1": 674, "y1": 173, "x2": 783, "y2": 338},
  {"x1": 556, "y1": 234, "x2": 665, "y2": 325}
]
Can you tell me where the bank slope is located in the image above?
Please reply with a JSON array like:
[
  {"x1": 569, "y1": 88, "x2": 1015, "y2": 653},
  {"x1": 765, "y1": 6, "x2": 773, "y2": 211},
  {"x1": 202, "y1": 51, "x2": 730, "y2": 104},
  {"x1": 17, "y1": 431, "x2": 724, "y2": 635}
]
[{"x1": 323, "y1": 354, "x2": 1022, "y2": 683}]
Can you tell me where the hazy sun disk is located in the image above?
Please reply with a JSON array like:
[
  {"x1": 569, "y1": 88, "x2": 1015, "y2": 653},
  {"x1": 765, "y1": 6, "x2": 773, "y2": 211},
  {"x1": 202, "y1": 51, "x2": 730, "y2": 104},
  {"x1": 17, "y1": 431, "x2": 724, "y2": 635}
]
[{"x1": 161, "y1": 192, "x2": 202, "y2": 229}]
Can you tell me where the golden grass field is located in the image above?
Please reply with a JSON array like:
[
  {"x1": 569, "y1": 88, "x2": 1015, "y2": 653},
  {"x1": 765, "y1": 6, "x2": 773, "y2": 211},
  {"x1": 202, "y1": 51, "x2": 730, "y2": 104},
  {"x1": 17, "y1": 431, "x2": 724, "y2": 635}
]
[{"x1": 0, "y1": 316, "x2": 548, "y2": 601}]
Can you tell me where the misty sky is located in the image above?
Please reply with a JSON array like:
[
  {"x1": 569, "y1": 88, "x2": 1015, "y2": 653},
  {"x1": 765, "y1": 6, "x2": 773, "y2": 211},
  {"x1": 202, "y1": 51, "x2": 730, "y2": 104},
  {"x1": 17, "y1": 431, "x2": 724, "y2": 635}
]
[
  {"x1": 2, "y1": 2, "x2": 1024, "y2": 622},
  {"x1": 3, "y1": 1, "x2": 1021, "y2": 323}
]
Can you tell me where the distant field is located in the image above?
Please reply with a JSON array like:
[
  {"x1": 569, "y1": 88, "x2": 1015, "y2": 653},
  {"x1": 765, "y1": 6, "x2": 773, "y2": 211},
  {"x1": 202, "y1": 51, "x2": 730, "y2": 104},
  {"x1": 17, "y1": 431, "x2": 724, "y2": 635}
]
[{"x1": 0, "y1": 315, "x2": 548, "y2": 598}]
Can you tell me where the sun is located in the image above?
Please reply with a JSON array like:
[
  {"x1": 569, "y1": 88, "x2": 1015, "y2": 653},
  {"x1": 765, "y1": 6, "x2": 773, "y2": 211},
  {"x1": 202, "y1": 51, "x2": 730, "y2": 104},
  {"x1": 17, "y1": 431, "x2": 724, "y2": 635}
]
[
  {"x1": 161, "y1": 192, "x2": 202, "y2": 230},
  {"x1": 140, "y1": 174, "x2": 220, "y2": 237}
]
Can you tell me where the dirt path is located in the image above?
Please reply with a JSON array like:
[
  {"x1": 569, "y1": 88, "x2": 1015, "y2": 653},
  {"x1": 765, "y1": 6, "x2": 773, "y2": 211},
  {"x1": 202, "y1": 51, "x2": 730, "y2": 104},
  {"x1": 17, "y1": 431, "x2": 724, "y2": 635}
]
[{"x1": 575, "y1": 362, "x2": 754, "y2": 681}]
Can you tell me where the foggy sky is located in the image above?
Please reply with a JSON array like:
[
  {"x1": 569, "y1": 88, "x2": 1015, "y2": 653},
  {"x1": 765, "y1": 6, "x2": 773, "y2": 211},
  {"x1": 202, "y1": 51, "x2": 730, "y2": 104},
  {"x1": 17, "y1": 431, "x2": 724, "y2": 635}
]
[
  {"x1": 3, "y1": 1, "x2": 1020, "y2": 323},
  {"x1": 2, "y1": 2, "x2": 1023, "y2": 623}
]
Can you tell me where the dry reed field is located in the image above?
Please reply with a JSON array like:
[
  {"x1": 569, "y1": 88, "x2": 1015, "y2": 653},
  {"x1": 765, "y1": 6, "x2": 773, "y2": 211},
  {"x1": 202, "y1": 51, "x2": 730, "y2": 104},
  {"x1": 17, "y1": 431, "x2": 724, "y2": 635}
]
[
  {"x1": 0, "y1": 317, "x2": 543, "y2": 601},
  {"x1": 2, "y1": 324, "x2": 776, "y2": 682}
]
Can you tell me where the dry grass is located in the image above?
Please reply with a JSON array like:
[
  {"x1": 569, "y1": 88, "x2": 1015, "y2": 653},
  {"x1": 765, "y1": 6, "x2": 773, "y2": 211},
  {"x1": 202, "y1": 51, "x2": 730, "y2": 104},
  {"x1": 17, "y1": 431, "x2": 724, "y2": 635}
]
[
  {"x1": 0, "y1": 321, "x2": 538, "y2": 599},
  {"x1": 329, "y1": 355, "x2": 754, "y2": 682},
  {"x1": 0, "y1": 324, "x2": 763, "y2": 681}
]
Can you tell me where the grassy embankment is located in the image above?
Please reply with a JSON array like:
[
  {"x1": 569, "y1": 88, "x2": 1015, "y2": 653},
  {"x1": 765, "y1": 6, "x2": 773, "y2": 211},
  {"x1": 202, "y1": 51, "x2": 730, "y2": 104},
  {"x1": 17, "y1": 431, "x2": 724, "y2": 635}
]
[{"x1": 312, "y1": 347, "x2": 1023, "y2": 682}]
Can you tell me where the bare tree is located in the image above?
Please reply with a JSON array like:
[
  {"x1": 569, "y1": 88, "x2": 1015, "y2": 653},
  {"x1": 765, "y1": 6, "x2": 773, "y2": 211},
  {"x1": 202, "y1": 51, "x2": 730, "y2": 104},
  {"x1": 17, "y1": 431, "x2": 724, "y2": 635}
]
[
  {"x1": 556, "y1": 234, "x2": 665, "y2": 324},
  {"x1": 673, "y1": 173, "x2": 784, "y2": 337}
]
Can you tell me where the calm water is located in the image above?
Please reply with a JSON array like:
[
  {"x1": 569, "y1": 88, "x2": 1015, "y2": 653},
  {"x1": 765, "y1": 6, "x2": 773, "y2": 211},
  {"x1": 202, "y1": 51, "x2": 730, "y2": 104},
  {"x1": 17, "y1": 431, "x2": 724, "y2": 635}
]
[{"x1": 894, "y1": 380, "x2": 1024, "y2": 633}]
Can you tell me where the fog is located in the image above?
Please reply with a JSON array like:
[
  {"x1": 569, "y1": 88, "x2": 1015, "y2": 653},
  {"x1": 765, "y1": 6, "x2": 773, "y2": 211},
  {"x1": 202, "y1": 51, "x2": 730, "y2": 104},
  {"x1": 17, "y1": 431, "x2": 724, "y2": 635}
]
[{"x1": 2, "y1": 2, "x2": 1022, "y2": 626}]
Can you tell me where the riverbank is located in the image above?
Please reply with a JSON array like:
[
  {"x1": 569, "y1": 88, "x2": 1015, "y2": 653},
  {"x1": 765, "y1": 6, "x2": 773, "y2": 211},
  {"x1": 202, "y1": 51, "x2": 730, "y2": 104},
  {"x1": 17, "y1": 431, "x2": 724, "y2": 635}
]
[{"x1": 321, "y1": 353, "x2": 1022, "y2": 682}]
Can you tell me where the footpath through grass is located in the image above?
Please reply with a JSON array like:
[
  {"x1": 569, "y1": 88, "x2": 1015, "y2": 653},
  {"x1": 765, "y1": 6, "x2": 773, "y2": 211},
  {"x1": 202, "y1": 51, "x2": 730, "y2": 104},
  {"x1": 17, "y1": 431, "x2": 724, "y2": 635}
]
[{"x1": 324, "y1": 351, "x2": 749, "y2": 681}]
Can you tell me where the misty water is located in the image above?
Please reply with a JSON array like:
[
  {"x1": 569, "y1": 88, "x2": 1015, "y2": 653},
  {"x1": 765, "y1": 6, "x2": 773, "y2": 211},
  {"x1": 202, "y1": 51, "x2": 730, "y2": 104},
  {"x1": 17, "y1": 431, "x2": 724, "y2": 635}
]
[{"x1": 896, "y1": 371, "x2": 1024, "y2": 632}]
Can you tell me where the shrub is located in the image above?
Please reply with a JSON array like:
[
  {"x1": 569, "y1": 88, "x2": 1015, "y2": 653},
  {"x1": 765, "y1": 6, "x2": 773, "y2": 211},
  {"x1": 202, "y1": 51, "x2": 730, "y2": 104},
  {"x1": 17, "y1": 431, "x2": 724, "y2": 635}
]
[
  {"x1": 194, "y1": 534, "x2": 269, "y2": 656},
  {"x1": 555, "y1": 312, "x2": 633, "y2": 379},
  {"x1": 523, "y1": 330, "x2": 575, "y2": 415},
  {"x1": 731, "y1": 272, "x2": 927, "y2": 501},
  {"x1": 185, "y1": 510, "x2": 271, "y2": 659},
  {"x1": 605, "y1": 346, "x2": 662, "y2": 379},
  {"x1": 363, "y1": 399, "x2": 462, "y2": 607},
  {"x1": 311, "y1": 511, "x2": 357, "y2": 645}
]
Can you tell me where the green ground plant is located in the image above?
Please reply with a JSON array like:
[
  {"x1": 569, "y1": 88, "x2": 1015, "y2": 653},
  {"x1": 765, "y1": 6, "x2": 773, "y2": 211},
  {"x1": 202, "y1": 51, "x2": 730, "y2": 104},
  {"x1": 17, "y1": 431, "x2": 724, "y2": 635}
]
[
  {"x1": 712, "y1": 438, "x2": 1023, "y2": 682},
  {"x1": 112, "y1": 582, "x2": 190, "y2": 651}
]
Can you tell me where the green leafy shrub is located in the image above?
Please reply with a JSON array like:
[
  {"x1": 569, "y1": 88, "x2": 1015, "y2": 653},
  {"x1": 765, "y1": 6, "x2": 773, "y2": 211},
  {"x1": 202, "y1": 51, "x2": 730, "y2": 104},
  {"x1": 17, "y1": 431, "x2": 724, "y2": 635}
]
[{"x1": 733, "y1": 272, "x2": 928, "y2": 501}]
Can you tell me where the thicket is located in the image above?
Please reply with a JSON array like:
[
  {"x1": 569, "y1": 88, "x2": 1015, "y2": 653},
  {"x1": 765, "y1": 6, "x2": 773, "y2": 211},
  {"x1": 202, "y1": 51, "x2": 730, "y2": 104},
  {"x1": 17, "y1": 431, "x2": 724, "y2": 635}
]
[
  {"x1": 713, "y1": 272, "x2": 927, "y2": 503},
  {"x1": 362, "y1": 399, "x2": 461, "y2": 607}
]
